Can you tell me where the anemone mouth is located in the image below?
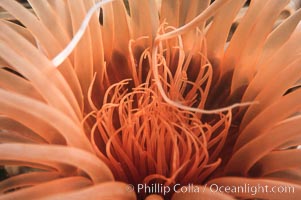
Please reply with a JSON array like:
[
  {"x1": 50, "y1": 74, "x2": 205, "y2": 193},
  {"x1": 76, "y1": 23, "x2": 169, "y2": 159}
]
[
  {"x1": 88, "y1": 32, "x2": 236, "y2": 198},
  {"x1": 92, "y1": 81, "x2": 231, "y2": 198}
]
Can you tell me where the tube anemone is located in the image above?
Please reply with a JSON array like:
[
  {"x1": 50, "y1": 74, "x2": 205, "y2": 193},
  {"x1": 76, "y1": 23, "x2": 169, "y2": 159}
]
[{"x1": 0, "y1": 0, "x2": 301, "y2": 199}]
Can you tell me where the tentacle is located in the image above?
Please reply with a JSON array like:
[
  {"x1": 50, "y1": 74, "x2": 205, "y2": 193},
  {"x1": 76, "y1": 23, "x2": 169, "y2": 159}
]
[
  {"x1": 0, "y1": 143, "x2": 114, "y2": 183},
  {"x1": 0, "y1": 176, "x2": 92, "y2": 200}
]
